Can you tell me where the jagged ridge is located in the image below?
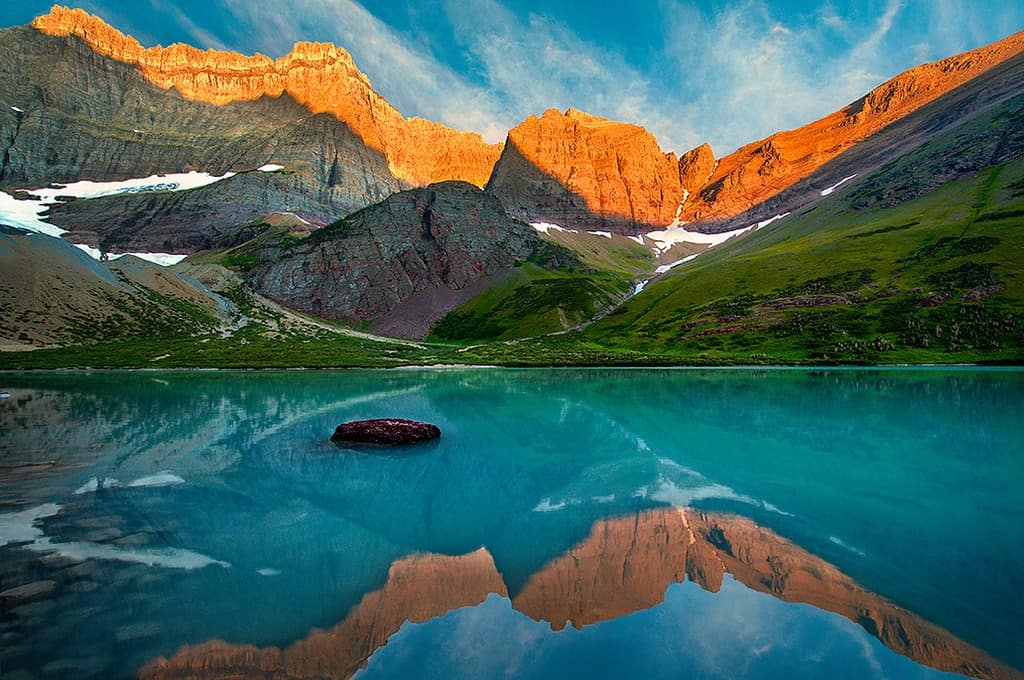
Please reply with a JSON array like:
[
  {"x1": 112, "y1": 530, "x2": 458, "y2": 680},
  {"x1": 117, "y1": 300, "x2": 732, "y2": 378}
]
[{"x1": 31, "y1": 5, "x2": 502, "y2": 188}]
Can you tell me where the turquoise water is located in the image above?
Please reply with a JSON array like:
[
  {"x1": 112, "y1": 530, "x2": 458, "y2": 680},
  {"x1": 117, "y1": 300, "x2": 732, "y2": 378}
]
[{"x1": 0, "y1": 368, "x2": 1021, "y2": 679}]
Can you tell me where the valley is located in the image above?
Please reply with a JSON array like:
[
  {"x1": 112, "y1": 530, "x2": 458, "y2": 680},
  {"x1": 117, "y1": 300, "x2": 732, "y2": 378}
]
[{"x1": 1, "y1": 6, "x2": 1023, "y2": 368}]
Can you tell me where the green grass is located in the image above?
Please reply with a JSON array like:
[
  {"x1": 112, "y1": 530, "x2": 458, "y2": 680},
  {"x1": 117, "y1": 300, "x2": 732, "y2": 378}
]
[{"x1": 585, "y1": 157, "x2": 1024, "y2": 364}]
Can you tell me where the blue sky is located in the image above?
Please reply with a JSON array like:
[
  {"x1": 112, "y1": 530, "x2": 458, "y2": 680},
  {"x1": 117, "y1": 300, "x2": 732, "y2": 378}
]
[{"x1": 3, "y1": 1, "x2": 1021, "y2": 154}]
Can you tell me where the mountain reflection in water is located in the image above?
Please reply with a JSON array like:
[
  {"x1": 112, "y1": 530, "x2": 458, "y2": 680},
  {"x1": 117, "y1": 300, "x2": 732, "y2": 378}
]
[
  {"x1": 1, "y1": 369, "x2": 1021, "y2": 680},
  {"x1": 139, "y1": 507, "x2": 1019, "y2": 680}
]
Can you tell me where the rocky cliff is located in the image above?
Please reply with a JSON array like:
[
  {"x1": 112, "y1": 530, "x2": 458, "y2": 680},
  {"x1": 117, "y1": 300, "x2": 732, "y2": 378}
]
[
  {"x1": 31, "y1": 6, "x2": 502, "y2": 188},
  {"x1": 679, "y1": 29, "x2": 1024, "y2": 225},
  {"x1": 0, "y1": 23, "x2": 405, "y2": 250},
  {"x1": 244, "y1": 181, "x2": 570, "y2": 338},
  {"x1": 486, "y1": 108, "x2": 688, "y2": 232}
]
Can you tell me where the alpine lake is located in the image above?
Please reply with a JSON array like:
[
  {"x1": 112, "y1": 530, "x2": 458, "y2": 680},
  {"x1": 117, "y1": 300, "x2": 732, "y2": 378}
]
[{"x1": 1, "y1": 367, "x2": 1021, "y2": 679}]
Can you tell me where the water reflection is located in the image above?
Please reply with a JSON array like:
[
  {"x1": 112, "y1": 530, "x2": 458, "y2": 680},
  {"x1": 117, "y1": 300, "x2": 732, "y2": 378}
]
[
  {"x1": 138, "y1": 508, "x2": 1019, "y2": 680},
  {"x1": 1, "y1": 369, "x2": 1021, "y2": 679}
]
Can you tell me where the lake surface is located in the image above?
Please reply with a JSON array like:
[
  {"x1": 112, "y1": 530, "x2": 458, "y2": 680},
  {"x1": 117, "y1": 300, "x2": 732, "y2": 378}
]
[{"x1": 1, "y1": 368, "x2": 1021, "y2": 680}]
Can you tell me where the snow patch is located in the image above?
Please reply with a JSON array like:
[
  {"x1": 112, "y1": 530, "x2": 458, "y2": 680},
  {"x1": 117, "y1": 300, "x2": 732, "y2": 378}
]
[
  {"x1": 628, "y1": 234, "x2": 645, "y2": 245},
  {"x1": 755, "y1": 212, "x2": 790, "y2": 229},
  {"x1": 74, "y1": 477, "x2": 121, "y2": 495},
  {"x1": 532, "y1": 498, "x2": 567, "y2": 512},
  {"x1": 828, "y1": 535, "x2": 866, "y2": 556},
  {"x1": 28, "y1": 537, "x2": 230, "y2": 570},
  {"x1": 0, "y1": 503, "x2": 61, "y2": 546},
  {"x1": 74, "y1": 472, "x2": 184, "y2": 495},
  {"x1": 655, "y1": 254, "x2": 699, "y2": 274},
  {"x1": 530, "y1": 222, "x2": 578, "y2": 235},
  {"x1": 258, "y1": 164, "x2": 285, "y2": 172},
  {"x1": 0, "y1": 503, "x2": 228, "y2": 570},
  {"x1": 668, "y1": 190, "x2": 690, "y2": 227},
  {"x1": 632, "y1": 279, "x2": 649, "y2": 295},
  {"x1": 820, "y1": 174, "x2": 857, "y2": 196},
  {"x1": 72, "y1": 244, "x2": 187, "y2": 267},
  {"x1": 0, "y1": 171, "x2": 237, "y2": 264},
  {"x1": 11, "y1": 105, "x2": 24, "y2": 113},
  {"x1": 587, "y1": 230, "x2": 612, "y2": 239},
  {"x1": 126, "y1": 472, "x2": 185, "y2": 489}
]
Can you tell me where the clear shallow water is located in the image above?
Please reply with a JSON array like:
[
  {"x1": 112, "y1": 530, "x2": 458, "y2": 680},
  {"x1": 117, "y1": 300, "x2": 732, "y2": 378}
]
[{"x1": 0, "y1": 368, "x2": 1021, "y2": 680}]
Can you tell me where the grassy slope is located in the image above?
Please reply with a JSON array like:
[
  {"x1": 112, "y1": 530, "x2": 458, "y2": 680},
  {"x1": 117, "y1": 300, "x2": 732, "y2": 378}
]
[
  {"x1": 586, "y1": 156, "x2": 1024, "y2": 364},
  {"x1": 428, "y1": 232, "x2": 653, "y2": 342}
]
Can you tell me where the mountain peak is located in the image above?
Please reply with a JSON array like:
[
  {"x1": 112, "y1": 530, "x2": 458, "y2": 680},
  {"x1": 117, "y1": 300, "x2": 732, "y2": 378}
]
[{"x1": 30, "y1": 5, "x2": 501, "y2": 188}]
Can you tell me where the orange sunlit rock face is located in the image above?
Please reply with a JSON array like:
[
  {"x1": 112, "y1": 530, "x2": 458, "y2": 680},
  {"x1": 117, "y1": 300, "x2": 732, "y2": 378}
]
[
  {"x1": 679, "y1": 30, "x2": 1024, "y2": 223},
  {"x1": 488, "y1": 107, "x2": 688, "y2": 231},
  {"x1": 31, "y1": 5, "x2": 502, "y2": 188}
]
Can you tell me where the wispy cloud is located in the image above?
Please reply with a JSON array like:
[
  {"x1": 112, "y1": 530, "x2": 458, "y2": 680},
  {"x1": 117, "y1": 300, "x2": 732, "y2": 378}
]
[
  {"x1": 216, "y1": 0, "x2": 510, "y2": 141},
  {"x1": 77, "y1": 0, "x2": 1022, "y2": 157}
]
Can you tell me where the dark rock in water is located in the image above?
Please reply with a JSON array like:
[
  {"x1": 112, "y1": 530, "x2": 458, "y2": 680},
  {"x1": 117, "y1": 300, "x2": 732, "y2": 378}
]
[{"x1": 331, "y1": 418, "x2": 441, "y2": 447}]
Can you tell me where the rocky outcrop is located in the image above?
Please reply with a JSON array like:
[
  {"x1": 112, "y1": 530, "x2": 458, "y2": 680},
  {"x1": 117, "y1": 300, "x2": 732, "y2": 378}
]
[
  {"x1": 0, "y1": 25, "x2": 404, "y2": 251},
  {"x1": 679, "y1": 29, "x2": 1024, "y2": 225},
  {"x1": 246, "y1": 181, "x2": 567, "y2": 337},
  {"x1": 31, "y1": 6, "x2": 502, "y2": 188},
  {"x1": 677, "y1": 143, "x2": 717, "y2": 199},
  {"x1": 331, "y1": 418, "x2": 441, "y2": 446},
  {"x1": 486, "y1": 108, "x2": 686, "y2": 232}
]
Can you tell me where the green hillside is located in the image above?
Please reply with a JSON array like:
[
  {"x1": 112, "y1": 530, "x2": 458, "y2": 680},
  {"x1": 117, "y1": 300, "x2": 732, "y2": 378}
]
[{"x1": 586, "y1": 157, "x2": 1024, "y2": 364}]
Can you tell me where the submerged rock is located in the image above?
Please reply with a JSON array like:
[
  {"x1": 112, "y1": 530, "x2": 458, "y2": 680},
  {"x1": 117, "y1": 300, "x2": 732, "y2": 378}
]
[{"x1": 331, "y1": 419, "x2": 441, "y2": 447}]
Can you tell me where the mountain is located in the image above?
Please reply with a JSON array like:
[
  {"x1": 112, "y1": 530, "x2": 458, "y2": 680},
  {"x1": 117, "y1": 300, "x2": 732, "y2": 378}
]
[
  {"x1": 680, "y1": 29, "x2": 1024, "y2": 227},
  {"x1": 30, "y1": 6, "x2": 502, "y2": 188},
  {"x1": 485, "y1": 31, "x2": 1024, "y2": 235},
  {"x1": 486, "y1": 108, "x2": 689, "y2": 232},
  {"x1": 587, "y1": 80, "x2": 1024, "y2": 363},
  {"x1": 232, "y1": 181, "x2": 576, "y2": 338},
  {"x1": 0, "y1": 225, "x2": 230, "y2": 349},
  {"x1": 0, "y1": 21, "x2": 404, "y2": 251}
]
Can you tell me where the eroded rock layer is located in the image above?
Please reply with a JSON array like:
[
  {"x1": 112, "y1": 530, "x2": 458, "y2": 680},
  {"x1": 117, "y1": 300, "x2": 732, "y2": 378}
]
[
  {"x1": 487, "y1": 108, "x2": 688, "y2": 233},
  {"x1": 31, "y1": 5, "x2": 502, "y2": 187}
]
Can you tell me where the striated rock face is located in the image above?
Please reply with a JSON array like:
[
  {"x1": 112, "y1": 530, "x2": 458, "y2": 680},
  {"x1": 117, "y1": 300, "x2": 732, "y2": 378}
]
[
  {"x1": 0, "y1": 24, "x2": 404, "y2": 251},
  {"x1": 31, "y1": 6, "x2": 502, "y2": 188},
  {"x1": 679, "y1": 29, "x2": 1024, "y2": 225},
  {"x1": 246, "y1": 181, "x2": 564, "y2": 338},
  {"x1": 677, "y1": 143, "x2": 717, "y2": 198},
  {"x1": 486, "y1": 108, "x2": 686, "y2": 233}
]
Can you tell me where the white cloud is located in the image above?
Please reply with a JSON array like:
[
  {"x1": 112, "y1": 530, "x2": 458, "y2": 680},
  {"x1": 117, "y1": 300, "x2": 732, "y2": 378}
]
[
  {"x1": 88, "y1": 0, "x2": 1023, "y2": 159},
  {"x1": 658, "y1": 0, "x2": 914, "y2": 153},
  {"x1": 217, "y1": 0, "x2": 511, "y2": 142}
]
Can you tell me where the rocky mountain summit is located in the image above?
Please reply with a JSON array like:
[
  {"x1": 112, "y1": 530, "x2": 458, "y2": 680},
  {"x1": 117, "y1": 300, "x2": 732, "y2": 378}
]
[
  {"x1": 487, "y1": 108, "x2": 691, "y2": 232},
  {"x1": 31, "y1": 6, "x2": 502, "y2": 188}
]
